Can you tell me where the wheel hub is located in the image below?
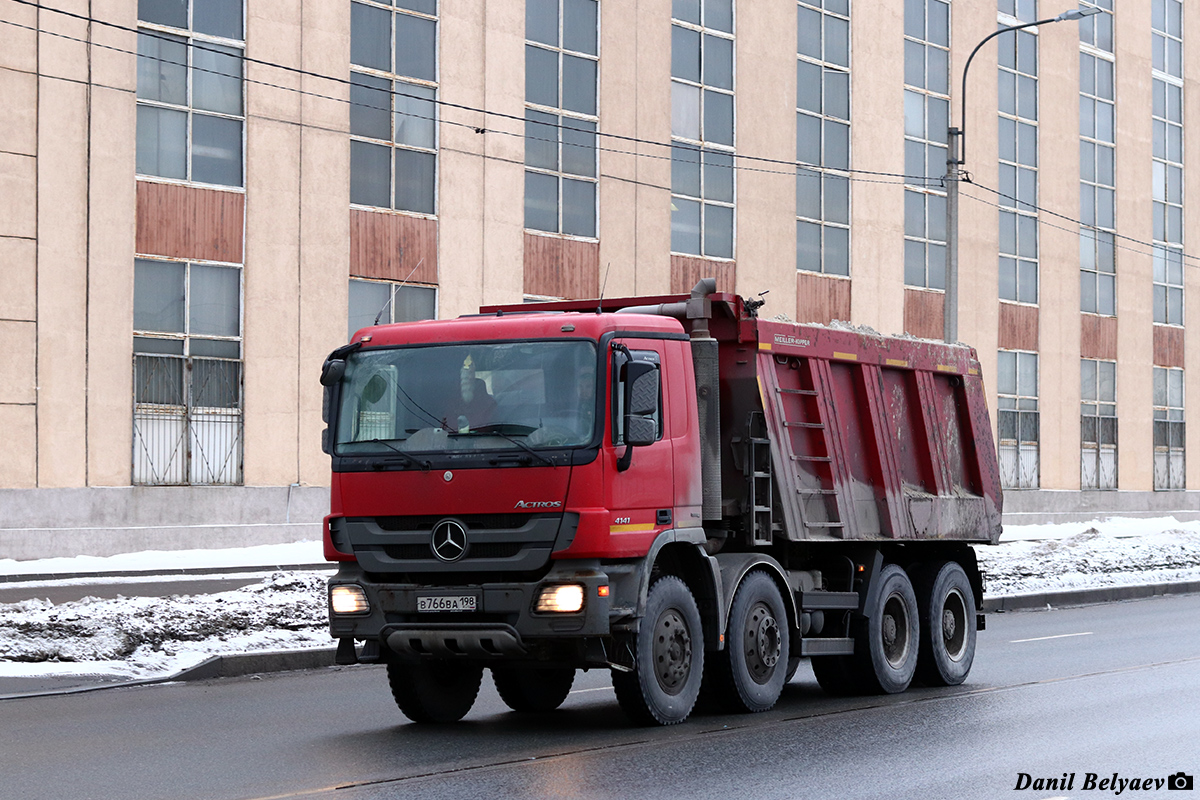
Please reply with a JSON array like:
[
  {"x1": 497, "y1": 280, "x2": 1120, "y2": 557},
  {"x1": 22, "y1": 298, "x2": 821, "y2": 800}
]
[
  {"x1": 745, "y1": 602, "x2": 781, "y2": 683},
  {"x1": 942, "y1": 608, "x2": 957, "y2": 640},
  {"x1": 653, "y1": 608, "x2": 692, "y2": 695},
  {"x1": 880, "y1": 593, "x2": 910, "y2": 668}
]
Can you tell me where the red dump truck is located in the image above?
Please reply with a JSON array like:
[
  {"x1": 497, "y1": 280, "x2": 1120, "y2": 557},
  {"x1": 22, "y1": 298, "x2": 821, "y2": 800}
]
[{"x1": 320, "y1": 279, "x2": 1002, "y2": 725}]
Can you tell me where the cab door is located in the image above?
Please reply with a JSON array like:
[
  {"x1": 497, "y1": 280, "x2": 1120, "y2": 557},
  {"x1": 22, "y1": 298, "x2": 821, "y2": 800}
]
[{"x1": 604, "y1": 340, "x2": 676, "y2": 555}]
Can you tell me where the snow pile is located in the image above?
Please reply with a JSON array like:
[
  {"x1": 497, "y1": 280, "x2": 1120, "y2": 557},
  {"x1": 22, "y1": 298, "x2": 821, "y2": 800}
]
[
  {"x1": 0, "y1": 572, "x2": 330, "y2": 681},
  {"x1": 982, "y1": 518, "x2": 1200, "y2": 596},
  {"x1": 0, "y1": 519, "x2": 1198, "y2": 683}
]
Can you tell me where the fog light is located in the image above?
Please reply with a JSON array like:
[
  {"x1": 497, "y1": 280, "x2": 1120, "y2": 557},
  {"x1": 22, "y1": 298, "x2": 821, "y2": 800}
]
[
  {"x1": 330, "y1": 585, "x2": 370, "y2": 615},
  {"x1": 535, "y1": 584, "x2": 585, "y2": 613}
]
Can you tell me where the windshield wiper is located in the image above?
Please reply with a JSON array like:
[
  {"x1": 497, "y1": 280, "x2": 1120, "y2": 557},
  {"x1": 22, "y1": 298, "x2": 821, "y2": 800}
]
[
  {"x1": 448, "y1": 429, "x2": 555, "y2": 468},
  {"x1": 361, "y1": 439, "x2": 431, "y2": 470}
]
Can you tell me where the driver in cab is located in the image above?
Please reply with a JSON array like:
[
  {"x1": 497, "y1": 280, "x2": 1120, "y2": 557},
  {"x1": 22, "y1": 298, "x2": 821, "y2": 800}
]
[{"x1": 444, "y1": 354, "x2": 495, "y2": 432}]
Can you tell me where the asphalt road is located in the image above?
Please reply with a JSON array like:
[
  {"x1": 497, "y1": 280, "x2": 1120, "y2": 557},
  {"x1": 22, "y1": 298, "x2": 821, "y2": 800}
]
[{"x1": 3, "y1": 594, "x2": 1197, "y2": 800}]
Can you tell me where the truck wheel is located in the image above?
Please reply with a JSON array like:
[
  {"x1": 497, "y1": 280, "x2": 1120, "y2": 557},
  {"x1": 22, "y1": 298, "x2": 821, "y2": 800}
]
[
  {"x1": 852, "y1": 564, "x2": 920, "y2": 694},
  {"x1": 914, "y1": 561, "x2": 977, "y2": 686},
  {"x1": 387, "y1": 660, "x2": 483, "y2": 723},
  {"x1": 612, "y1": 575, "x2": 705, "y2": 726},
  {"x1": 713, "y1": 571, "x2": 790, "y2": 713},
  {"x1": 492, "y1": 667, "x2": 575, "y2": 712},
  {"x1": 810, "y1": 653, "x2": 861, "y2": 696}
]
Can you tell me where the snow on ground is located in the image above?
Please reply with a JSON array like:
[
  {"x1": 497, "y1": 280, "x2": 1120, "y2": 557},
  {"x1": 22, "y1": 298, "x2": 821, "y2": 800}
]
[{"x1": 2, "y1": 518, "x2": 1199, "y2": 683}]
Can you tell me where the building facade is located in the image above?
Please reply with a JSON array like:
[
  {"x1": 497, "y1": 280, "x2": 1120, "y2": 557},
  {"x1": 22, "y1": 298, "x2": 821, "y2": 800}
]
[{"x1": 2, "y1": 0, "x2": 1200, "y2": 558}]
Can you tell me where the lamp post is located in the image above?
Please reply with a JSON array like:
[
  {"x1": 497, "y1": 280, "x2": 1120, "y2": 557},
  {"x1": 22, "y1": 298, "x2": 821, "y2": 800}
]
[{"x1": 943, "y1": 6, "x2": 1102, "y2": 343}]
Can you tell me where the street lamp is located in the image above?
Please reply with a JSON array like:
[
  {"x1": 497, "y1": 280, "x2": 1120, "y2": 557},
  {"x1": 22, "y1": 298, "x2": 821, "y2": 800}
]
[{"x1": 943, "y1": 6, "x2": 1102, "y2": 343}]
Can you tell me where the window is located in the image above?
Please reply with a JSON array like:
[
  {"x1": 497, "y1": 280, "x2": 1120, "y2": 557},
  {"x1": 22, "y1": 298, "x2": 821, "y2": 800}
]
[
  {"x1": 903, "y1": 0, "x2": 949, "y2": 289},
  {"x1": 350, "y1": 0, "x2": 438, "y2": 214},
  {"x1": 1081, "y1": 359, "x2": 1117, "y2": 489},
  {"x1": 1152, "y1": 0, "x2": 1184, "y2": 326},
  {"x1": 132, "y1": 258, "x2": 243, "y2": 485},
  {"x1": 671, "y1": 0, "x2": 735, "y2": 259},
  {"x1": 1153, "y1": 366, "x2": 1185, "y2": 490},
  {"x1": 1080, "y1": 18, "x2": 1116, "y2": 315},
  {"x1": 998, "y1": 24, "x2": 1038, "y2": 304},
  {"x1": 525, "y1": 0, "x2": 599, "y2": 238},
  {"x1": 998, "y1": 0, "x2": 1036, "y2": 22},
  {"x1": 796, "y1": 0, "x2": 849, "y2": 275},
  {"x1": 347, "y1": 278, "x2": 436, "y2": 340},
  {"x1": 997, "y1": 350, "x2": 1038, "y2": 489},
  {"x1": 136, "y1": 0, "x2": 244, "y2": 187},
  {"x1": 1079, "y1": 0, "x2": 1113, "y2": 53}
]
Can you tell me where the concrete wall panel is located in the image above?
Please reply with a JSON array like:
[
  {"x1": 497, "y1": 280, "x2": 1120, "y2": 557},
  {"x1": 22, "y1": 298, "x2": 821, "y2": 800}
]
[
  {"x1": 0, "y1": 153, "x2": 37, "y2": 239},
  {"x1": 86, "y1": 84, "x2": 136, "y2": 487},
  {"x1": 0, "y1": 406, "x2": 36, "y2": 489},
  {"x1": 735, "y1": 0, "x2": 797, "y2": 306},
  {"x1": 243, "y1": 117, "x2": 301, "y2": 486},
  {"x1": 0, "y1": 237, "x2": 37, "y2": 321},
  {"x1": 36, "y1": 76, "x2": 88, "y2": 488},
  {"x1": 0, "y1": 68, "x2": 37, "y2": 155}
]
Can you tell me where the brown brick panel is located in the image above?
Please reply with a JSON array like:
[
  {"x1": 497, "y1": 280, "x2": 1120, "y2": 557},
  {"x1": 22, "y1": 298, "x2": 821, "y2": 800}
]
[
  {"x1": 669, "y1": 255, "x2": 736, "y2": 294},
  {"x1": 903, "y1": 288, "x2": 944, "y2": 340},
  {"x1": 350, "y1": 210, "x2": 438, "y2": 283},
  {"x1": 1080, "y1": 314, "x2": 1117, "y2": 361},
  {"x1": 136, "y1": 181, "x2": 244, "y2": 263},
  {"x1": 523, "y1": 233, "x2": 599, "y2": 299},
  {"x1": 796, "y1": 271, "x2": 851, "y2": 325},
  {"x1": 1153, "y1": 324, "x2": 1185, "y2": 368},
  {"x1": 998, "y1": 302, "x2": 1038, "y2": 351}
]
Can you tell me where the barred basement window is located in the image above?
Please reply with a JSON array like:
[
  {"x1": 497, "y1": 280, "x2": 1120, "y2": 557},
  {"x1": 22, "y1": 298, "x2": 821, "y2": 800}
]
[
  {"x1": 525, "y1": 0, "x2": 599, "y2": 238},
  {"x1": 1080, "y1": 358, "x2": 1117, "y2": 490},
  {"x1": 1153, "y1": 366, "x2": 1185, "y2": 490},
  {"x1": 672, "y1": 0, "x2": 735, "y2": 259},
  {"x1": 136, "y1": 0, "x2": 244, "y2": 187},
  {"x1": 350, "y1": 0, "x2": 438, "y2": 214},
  {"x1": 348, "y1": 278, "x2": 437, "y2": 340},
  {"x1": 997, "y1": 350, "x2": 1038, "y2": 489},
  {"x1": 133, "y1": 257, "x2": 243, "y2": 486},
  {"x1": 796, "y1": 0, "x2": 849, "y2": 275}
]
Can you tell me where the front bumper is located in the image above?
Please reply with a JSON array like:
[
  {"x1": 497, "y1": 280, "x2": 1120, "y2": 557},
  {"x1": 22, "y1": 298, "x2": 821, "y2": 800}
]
[{"x1": 328, "y1": 560, "x2": 612, "y2": 661}]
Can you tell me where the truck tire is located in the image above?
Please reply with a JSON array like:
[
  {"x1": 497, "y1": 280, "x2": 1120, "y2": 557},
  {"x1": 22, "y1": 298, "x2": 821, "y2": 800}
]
[
  {"x1": 387, "y1": 660, "x2": 483, "y2": 723},
  {"x1": 711, "y1": 571, "x2": 790, "y2": 713},
  {"x1": 612, "y1": 575, "x2": 705, "y2": 726},
  {"x1": 810, "y1": 653, "x2": 861, "y2": 696},
  {"x1": 914, "y1": 561, "x2": 977, "y2": 686},
  {"x1": 492, "y1": 667, "x2": 575, "y2": 712},
  {"x1": 852, "y1": 564, "x2": 920, "y2": 694}
]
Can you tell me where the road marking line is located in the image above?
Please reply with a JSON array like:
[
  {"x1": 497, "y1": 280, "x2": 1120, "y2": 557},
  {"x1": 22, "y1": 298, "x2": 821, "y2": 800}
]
[
  {"x1": 568, "y1": 687, "x2": 611, "y2": 694},
  {"x1": 1010, "y1": 632, "x2": 1094, "y2": 643}
]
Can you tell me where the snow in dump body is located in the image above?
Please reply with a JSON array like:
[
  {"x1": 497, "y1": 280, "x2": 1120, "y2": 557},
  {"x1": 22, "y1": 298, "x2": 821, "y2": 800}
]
[{"x1": 1, "y1": 520, "x2": 1199, "y2": 681}]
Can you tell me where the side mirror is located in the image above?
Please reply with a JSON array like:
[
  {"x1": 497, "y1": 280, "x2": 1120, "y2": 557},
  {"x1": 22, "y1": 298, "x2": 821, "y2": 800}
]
[
  {"x1": 622, "y1": 361, "x2": 659, "y2": 448},
  {"x1": 320, "y1": 358, "x2": 346, "y2": 386}
]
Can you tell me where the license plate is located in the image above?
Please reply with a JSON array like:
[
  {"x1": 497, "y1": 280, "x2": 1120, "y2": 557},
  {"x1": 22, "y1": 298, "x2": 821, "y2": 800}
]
[{"x1": 416, "y1": 594, "x2": 477, "y2": 613}]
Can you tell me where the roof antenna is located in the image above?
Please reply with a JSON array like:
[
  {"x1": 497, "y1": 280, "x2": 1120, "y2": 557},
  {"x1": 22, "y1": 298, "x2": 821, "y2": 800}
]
[
  {"x1": 597, "y1": 262, "x2": 611, "y2": 314},
  {"x1": 374, "y1": 257, "x2": 425, "y2": 326}
]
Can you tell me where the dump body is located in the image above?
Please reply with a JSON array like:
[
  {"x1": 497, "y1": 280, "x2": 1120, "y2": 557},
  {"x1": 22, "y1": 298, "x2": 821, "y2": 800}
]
[{"x1": 324, "y1": 283, "x2": 1003, "y2": 725}]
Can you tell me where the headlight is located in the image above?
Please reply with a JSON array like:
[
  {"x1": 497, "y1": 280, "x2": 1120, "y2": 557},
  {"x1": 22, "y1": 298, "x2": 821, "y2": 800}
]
[
  {"x1": 535, "y1": 583, "x2": 585, "y2": 613},
  {"x1": 330, "y1": 585, "x2": 370, "y2": 615}
]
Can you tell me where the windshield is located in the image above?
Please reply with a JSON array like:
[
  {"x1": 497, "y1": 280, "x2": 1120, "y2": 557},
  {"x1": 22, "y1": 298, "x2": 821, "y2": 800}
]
[{"x1": 334, "y1": 340, "x2": 599, "y2": 455}]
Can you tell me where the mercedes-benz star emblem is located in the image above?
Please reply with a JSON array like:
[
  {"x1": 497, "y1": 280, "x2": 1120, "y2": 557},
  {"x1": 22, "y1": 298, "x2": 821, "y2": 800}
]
[{"x1": 430, "y1": 519, "x2": 468, "y2": 562}]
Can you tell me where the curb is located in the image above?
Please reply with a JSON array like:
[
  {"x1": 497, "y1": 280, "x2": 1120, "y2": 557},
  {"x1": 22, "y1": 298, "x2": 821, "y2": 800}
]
[
  {"x1": 981, "y1": 579, "x2": 1200, "y2": 612},
  {"x1": 0, "y1": 647, "x2": 340, "y2": 702},
  {"x1": 0, "y1": 564, "x2": 334, "y2": 584}
]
